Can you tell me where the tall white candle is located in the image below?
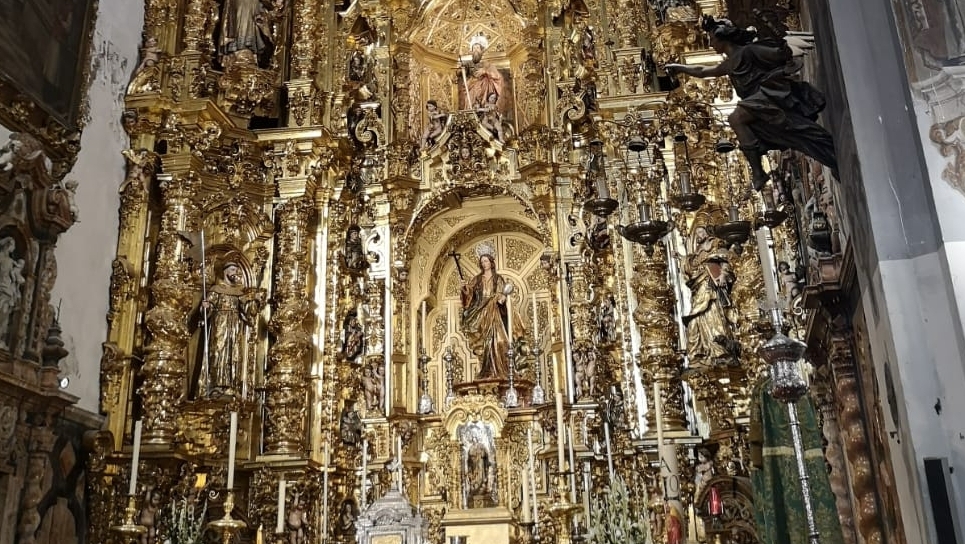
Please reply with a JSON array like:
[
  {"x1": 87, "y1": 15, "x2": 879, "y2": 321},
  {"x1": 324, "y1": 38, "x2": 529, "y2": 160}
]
[
  {"x1": 555, "y1": 392, "x2": 566, "y2": 469},
  {"x1": 531, "y1": 469, "x2": 539, "y2": 524},
  {"x1": 531, "y1": 293, "x2": 539, "y2": 340},
  {"x1": 654, "y1": 383, "x2": 664, "y2": 452},
  {"x1": 276, "y1": 476, "x2": 286, "y2": 533},
  {"x1": 756, "y1": 228, "x2": 779, "y2": 309},
  {"x1": 128, "y1": 420, "x2": 143, "y2": 496},
  {"x1": 582, "y1": 464, "x2": 591, "y2": 521},
  {"x1": 227, "y1": 412, "x2": 238, "y2": 489},
  {"x1": 521, "y1": 470, "x2": 532, "y2": 523},
  {"x1": 688, "y1": 502, "x2": 699, "y2": 542},
  {"x1": 507, "y1": 293, "x2": 514, "y2": 345},
  {"x1": 421, "y1": 301, "x2": 427, "y2": 351},
  {"x1": 567, "y1": 428, "x2": 577, "y2": 502},
  {"x1": 603, "y1": 422, "x2": 614, "y2": 482},
  {"x1": 322, "y1": 444, "x2": 330, "y2": 539},
  {"x1": 527, "y1": 427, "x2": 538, "y2": 524},
  {"x1": 361, "y1": 438, "x2": 368, "y2": 508},
  {"x1": 552, "y1": 356, "x2": 561, "y2": 393},
  {"x1": 397, "y1": 435, "x2": 404, "y2": 491}
]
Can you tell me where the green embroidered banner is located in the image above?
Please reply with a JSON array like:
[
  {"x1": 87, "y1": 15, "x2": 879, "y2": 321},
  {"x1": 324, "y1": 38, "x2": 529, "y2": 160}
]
[{"x1": 750, "y1": 380, "x2": 845, "y2": 544}]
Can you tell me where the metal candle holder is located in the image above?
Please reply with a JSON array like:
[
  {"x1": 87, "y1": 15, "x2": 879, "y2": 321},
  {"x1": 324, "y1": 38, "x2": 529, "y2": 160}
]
[
  {"x1": 531, "y1": 344, "x2": 545, "y2": 405},
  {"x1": 443, "y1": 345, "x2": 456, "y2": 409},
  {"x1": 110, "y1": 495, "x2": 147, "y2": 543},
  {"x1": 548, "y1": 471, "x2": 582, "y2": 544},
  {"x1": 418, "y1": 351, "x2": 435, "y2": 414},
  {"x1": 759, "y1": 331, "x2": 820, "y2": 544},
  {"x1": 208, "y1": 490, "x2": 247, "y2": 544},
  {"x1": 504, "y1": 345, "x2": 519, "y2": 407}
]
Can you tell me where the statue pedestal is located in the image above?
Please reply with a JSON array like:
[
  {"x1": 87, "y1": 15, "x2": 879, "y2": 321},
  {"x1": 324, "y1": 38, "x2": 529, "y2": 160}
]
[
  {"x1": 454, "y1": 378, "x2": 535, "y2": 405},
  {"x1": 442, "y1": 507, "x2": 516, "y2": 544}
]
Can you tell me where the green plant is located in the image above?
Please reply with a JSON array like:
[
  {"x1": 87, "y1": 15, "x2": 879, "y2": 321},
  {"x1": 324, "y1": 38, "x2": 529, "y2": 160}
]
[
  {"x1": 164, "y1": 497, "x2": 208, "y2": 544},
  {"x1": 586, "y1": 474, "x2": 651, "y2": 544}
]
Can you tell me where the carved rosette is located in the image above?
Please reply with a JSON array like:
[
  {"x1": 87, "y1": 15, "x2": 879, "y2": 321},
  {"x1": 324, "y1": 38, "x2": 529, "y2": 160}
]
[
  {"x1": 141, "y1": 173, "x2": 200, "y2": 443},
  {"x1": 265, "y1": 196, "x2": 315, "y2": 454},
  {"x1": 631, "y1": 244, "x2": 686, "y2": 432}
]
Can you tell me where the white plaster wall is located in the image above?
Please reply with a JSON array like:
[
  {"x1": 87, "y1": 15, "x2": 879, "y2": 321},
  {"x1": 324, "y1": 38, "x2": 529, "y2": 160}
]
[
  {"x1": 51, "y1": 0, "x2": 144, "y2": 413},
  {"x1": 865, "y1": 253, "x2": 965, "y2": 542}
]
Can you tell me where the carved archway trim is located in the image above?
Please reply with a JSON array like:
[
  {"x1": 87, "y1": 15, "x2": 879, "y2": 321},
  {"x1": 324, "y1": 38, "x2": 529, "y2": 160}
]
[
  {"x1": 400, "y1": 184, "x2": 547, "y2": 263},
  {"x1": 442, "y1": 393, "x2": 508, "y2": 439}
]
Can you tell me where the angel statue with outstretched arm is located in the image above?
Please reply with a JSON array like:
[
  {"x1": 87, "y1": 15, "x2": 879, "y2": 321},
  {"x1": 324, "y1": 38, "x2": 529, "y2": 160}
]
[{"x1": 665, "y1": 16, "x2": 837, "y2": 191}]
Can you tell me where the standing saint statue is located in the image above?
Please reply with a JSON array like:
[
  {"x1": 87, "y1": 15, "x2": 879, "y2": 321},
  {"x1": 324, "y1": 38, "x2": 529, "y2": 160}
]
[
  {"x1": 339, "y1": 399, "x2": 363, "y2": 446},
  {"x1": 220, "y1": 0, "x2": 272, "y2": 63},
  {"x1": 459, "y1": 245, "x2": 525, "y2": 380},
  {"x1": 200, "y1": 261, "x2": 260, "y2": 396},
  {"x1": 0, "y1": 237, "x2": 25, "y2": 349},
  {"x1": 460, "y1": 33, "x2": 505, "y2": 112},
  {"x1": 682, "y1": 226, "x2": 738, "y2": 374},
  {"x1": 465, "y1": 432, "x2": 491, "y2": 496}
]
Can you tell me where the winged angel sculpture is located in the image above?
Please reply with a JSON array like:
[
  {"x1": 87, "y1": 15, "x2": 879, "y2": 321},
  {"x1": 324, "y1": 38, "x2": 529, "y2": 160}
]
[{"x1": 666, "y1": 16, "x2": 838, "y2": 191}]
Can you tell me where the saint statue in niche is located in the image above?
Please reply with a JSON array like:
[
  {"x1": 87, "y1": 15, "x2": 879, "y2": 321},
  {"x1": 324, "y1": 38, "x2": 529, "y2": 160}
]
[
  {"x1": 459, "y1": 243, "x2": 526, "y2": 380},
  {"x1": 343, "y1": 225, "x2": 366, "y2": 272},
  {"x1": 219, "y1": 0, "x2": 276, "y2": 67},
  {"x1": 458, "y1": 32, "x2": 514, "y2": 138},
  {"x1": 197, "y1": 261, "x2": 262, "y2": 397},
  {"x1": 460, "y1": 33, "x2": 503, "y2": 110},
  {"x1": 459, "y1": 421, "x2": 496, "y2": 506},
  {"x1": 0, "y1": 237, "x2": 25, "y2": 350},
  {"x1": 681, "y1": 226, "x2": 738, "y2": 375},
  {"x1": 340, "y1": 310, "x2": 364, "y2": 362}
]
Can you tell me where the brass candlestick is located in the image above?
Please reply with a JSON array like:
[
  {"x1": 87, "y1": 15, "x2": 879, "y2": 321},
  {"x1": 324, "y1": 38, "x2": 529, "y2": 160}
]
[
  {"x1": 208, "y1": 490, "x2": 247, "y2": 544},
  {"x1": 111, "y1": 495, "x2": 147, "y2": 543},
  {"x1": 548, "y1": 470, "x2": 582, "y2": 544}
]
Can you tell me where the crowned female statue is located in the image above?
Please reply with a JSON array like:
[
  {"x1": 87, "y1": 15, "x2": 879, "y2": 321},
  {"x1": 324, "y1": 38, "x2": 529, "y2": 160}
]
[{"x1": 459, "y1": 243, "x2": 525, "y2": 380}]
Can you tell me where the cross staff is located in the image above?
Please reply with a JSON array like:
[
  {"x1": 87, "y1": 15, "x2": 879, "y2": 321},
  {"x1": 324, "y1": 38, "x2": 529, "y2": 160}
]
[{"x1": 448, "y1": 250, "x2": 464, "y2": 280}]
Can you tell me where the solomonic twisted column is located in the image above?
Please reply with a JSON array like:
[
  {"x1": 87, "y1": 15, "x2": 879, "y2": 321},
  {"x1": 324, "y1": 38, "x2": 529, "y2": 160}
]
[
  {"x1": 265, "y1": 196, "x2": 315, "y2": 454},
  {"x1": 632, "y1": 243, "x2": 685, "y2": 433},
  {"x1": 141, "y1": 171, "x2": 201, "y2": 444}
]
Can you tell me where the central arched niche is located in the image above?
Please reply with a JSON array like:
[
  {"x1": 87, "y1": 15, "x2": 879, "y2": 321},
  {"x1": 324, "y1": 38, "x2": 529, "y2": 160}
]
[{"x1": 406, "y1": 193, "x2": 550, "y2": 409}]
